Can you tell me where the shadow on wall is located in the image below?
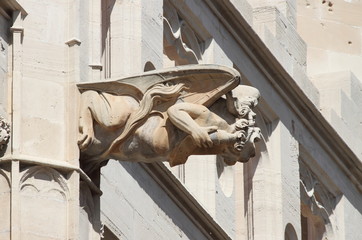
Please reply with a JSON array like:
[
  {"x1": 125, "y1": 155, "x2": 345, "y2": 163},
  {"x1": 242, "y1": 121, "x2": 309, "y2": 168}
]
[
  {"x1": 243, "y1": 107, "x2": 275, "y2": 217},
  {"x1": 114, "y1": 161, "x2": 208, "y2": 239},
  {"x1": 0, "y1": 13, "x2": 10, "y2": 45}
]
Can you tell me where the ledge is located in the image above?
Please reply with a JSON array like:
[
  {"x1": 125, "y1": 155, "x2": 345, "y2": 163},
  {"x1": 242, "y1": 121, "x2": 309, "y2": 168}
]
[
  {"x1": 0, "y1": 155, "x2": 102, "y2": 195},
  {"x1": 65, "y1": 38, "x2": 81, "y2": 47},
  {"x1": 0, "y1": 0, "x2": 27, "y2": 17},
  {"x1": 0, "y1": 154, "x2": 78, "y2": 170},
  {"x1": 89, "y1": 64, "x2": 103, "y2": 70},
  {"x1": 10, "y1": 26, "x2": 24, "y2": 33}
]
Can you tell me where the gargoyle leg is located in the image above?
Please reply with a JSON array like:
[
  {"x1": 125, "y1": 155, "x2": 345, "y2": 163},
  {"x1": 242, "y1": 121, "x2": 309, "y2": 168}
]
[{"x1": 78, "y1": 90, "x2": 138, "y2": 151}]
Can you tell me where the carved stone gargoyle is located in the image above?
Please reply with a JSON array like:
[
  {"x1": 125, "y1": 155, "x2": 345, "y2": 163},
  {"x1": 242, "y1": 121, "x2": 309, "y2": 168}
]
[
  {"x1": 0, "y1": 116, "x2": 10, "y2": 151},
  {"x1": 77, "y1": 65, "x2": 261, "y2": 173}
]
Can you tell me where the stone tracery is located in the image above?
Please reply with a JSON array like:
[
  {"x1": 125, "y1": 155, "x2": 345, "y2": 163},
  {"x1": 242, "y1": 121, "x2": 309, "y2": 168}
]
[{"x1": 299, "y1": 161, "x2": 338, "y2": 239}]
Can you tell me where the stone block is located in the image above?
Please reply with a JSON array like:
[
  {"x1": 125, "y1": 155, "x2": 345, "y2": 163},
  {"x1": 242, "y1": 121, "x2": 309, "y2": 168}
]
[
  {"x1": 342, "y1": 196, "x2": 362, "y2": 240},
  {"x1": 101, "y1": 161, "x2": 209, "y2": 240},
  {"x1": 297, "y1": 0, "x2": 362, "y2": 27},
  {"x1": 312, "y1": 71, "x2": 362, "y2": 112},
  {"x1": 253, "y1": 6, "x2": 307, "y2": 72},
  {"x1": 307, "y1": 49, "x2": 362, "y2": 89},
  {"x1": 297, "y1": 15, "x2": 361, "y2": 55},
  {"x1": 328, "y1": 52, "x2": 362, "y2": 82},
  {"x1": 329, "y1": 109, "x2": 362, "y2": 159},
  {"x1": 230, "y1": 0, "x2": 254, "y2": 25},
  {"x1": 292, "y1": 61, "x2": 319, "y2": 107},
  {"x1": 305, "y1": 47, "x2": 331, "y2": 76}
]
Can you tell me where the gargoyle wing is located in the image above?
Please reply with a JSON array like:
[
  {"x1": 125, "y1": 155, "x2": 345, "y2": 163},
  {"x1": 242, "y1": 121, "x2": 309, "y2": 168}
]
[{"x1": 77, "y1": 64, "x2": 240, "y2": 106}]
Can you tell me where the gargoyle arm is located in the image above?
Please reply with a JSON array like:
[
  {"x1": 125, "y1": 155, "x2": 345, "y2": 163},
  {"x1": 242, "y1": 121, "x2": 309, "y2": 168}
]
[{"x1": 167, "y1": 102, "x2": 218, "y2": 148}]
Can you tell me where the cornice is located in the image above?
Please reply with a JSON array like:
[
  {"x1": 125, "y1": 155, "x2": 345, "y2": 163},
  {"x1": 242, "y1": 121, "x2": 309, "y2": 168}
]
[
  {"x1": 65, "y1": 38, "x2": 81, "y2": 47},
  {"x1": 0, "y1": 0, "x2": 27, "y2": 17},
  {"x1": 203, "y1": 0, "x2": 362, "y2": 192}
]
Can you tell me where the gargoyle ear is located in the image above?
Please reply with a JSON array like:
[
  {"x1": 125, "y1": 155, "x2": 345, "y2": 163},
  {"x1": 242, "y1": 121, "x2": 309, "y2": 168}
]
[{"x1": 226, "y1": 92, "x2": 239, "y2": 117}]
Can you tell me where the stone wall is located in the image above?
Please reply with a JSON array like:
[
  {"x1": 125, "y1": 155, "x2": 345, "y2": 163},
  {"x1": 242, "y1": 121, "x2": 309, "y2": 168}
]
[{"x1": 0, "y1": 0, "x2": 361, "y2": 240}]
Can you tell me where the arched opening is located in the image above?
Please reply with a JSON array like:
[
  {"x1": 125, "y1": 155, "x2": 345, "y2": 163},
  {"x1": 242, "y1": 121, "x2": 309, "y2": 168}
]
[
  {"x1": 285, "y1": 223, "x2": 298, "y2": 240},
  {"x1": 144, "y1": 61, "x2": 156, "y2": 72},
  {"x1": 301, "y1": 203, "x2": 329, "y2": 240}
]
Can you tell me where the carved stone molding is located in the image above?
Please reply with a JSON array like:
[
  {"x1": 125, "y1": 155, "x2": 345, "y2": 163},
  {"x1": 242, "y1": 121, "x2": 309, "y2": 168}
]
[
  {"x1": 20, "y1": 166, "x2": 69, "y2": 197},
  {"x1": 19, "y1": 166, "x2": 69, "y2": 239},
  {"x1": 163, "y1": 0, "x2": 203, "y2": 65},
  {"x1": 0, "y1": 116, "x2": 10, "y2": 151}
]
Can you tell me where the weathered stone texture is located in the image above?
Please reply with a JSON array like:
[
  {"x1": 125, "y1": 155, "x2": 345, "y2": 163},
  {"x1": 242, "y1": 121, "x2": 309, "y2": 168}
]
[
  {"x1": 0, "y1": 0, "x2": 361, "y2": 239},
  {"x1": 101, "y1": 160, "x2": 208, "y2": 240}
]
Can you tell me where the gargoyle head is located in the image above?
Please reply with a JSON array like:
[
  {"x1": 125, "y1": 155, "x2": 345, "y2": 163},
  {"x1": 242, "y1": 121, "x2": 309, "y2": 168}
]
[
  {"x1": 222, "y1": 125, "x2": 261, "y2": 166},
  {"x1": 0, "y1": 117, "x2": 10, "y2": 150},
  {"x1": 222, "y1": 85, "x2": 261, "y2": 166}
]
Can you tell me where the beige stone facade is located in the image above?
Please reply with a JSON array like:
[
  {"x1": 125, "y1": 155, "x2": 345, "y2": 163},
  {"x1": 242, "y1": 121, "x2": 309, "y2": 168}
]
[{"x1": 0, "y1": 0, "x2": 361, "y2": 240}]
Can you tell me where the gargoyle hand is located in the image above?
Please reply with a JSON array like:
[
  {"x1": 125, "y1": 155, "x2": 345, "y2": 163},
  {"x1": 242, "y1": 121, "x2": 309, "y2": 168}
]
[
  {"x1": 191, "y1": 126, "x2": 218, "y2": 148},
  {"x1": 78, "y1": 125, "x2": 94, "y2": 151}
]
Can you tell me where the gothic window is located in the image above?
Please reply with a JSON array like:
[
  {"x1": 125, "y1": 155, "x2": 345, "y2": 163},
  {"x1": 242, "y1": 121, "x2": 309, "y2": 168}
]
[{"x1": 299, "y1": 159, "x2": 338, "y2": 240}]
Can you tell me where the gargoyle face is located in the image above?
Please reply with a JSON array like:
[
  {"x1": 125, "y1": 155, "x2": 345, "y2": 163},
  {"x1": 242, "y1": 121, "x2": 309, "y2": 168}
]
[
  {"x1": 0, "y1": 118, "x2": 10, "y2": 151},
  {"x1": 222, "y1": 126, "x2": 261, "y2": 165}
]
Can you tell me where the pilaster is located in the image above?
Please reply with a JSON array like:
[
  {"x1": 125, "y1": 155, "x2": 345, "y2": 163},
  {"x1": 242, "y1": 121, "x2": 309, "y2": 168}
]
[
  {"x1": 10, "y1": 10, "x2": 23, "y2": 156},
  {"x1": 89, "y1": 0, "x2": 102, "y2": 82}
]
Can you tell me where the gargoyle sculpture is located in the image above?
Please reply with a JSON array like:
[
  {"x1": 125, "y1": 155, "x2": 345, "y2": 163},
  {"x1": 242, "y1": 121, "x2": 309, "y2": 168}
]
[
  {"x1": 0, "y1": 116, "x2": 10, "y2": 151},
  {"x1": 77, "y1": 65, "x2": 261, "y2": 173}
]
